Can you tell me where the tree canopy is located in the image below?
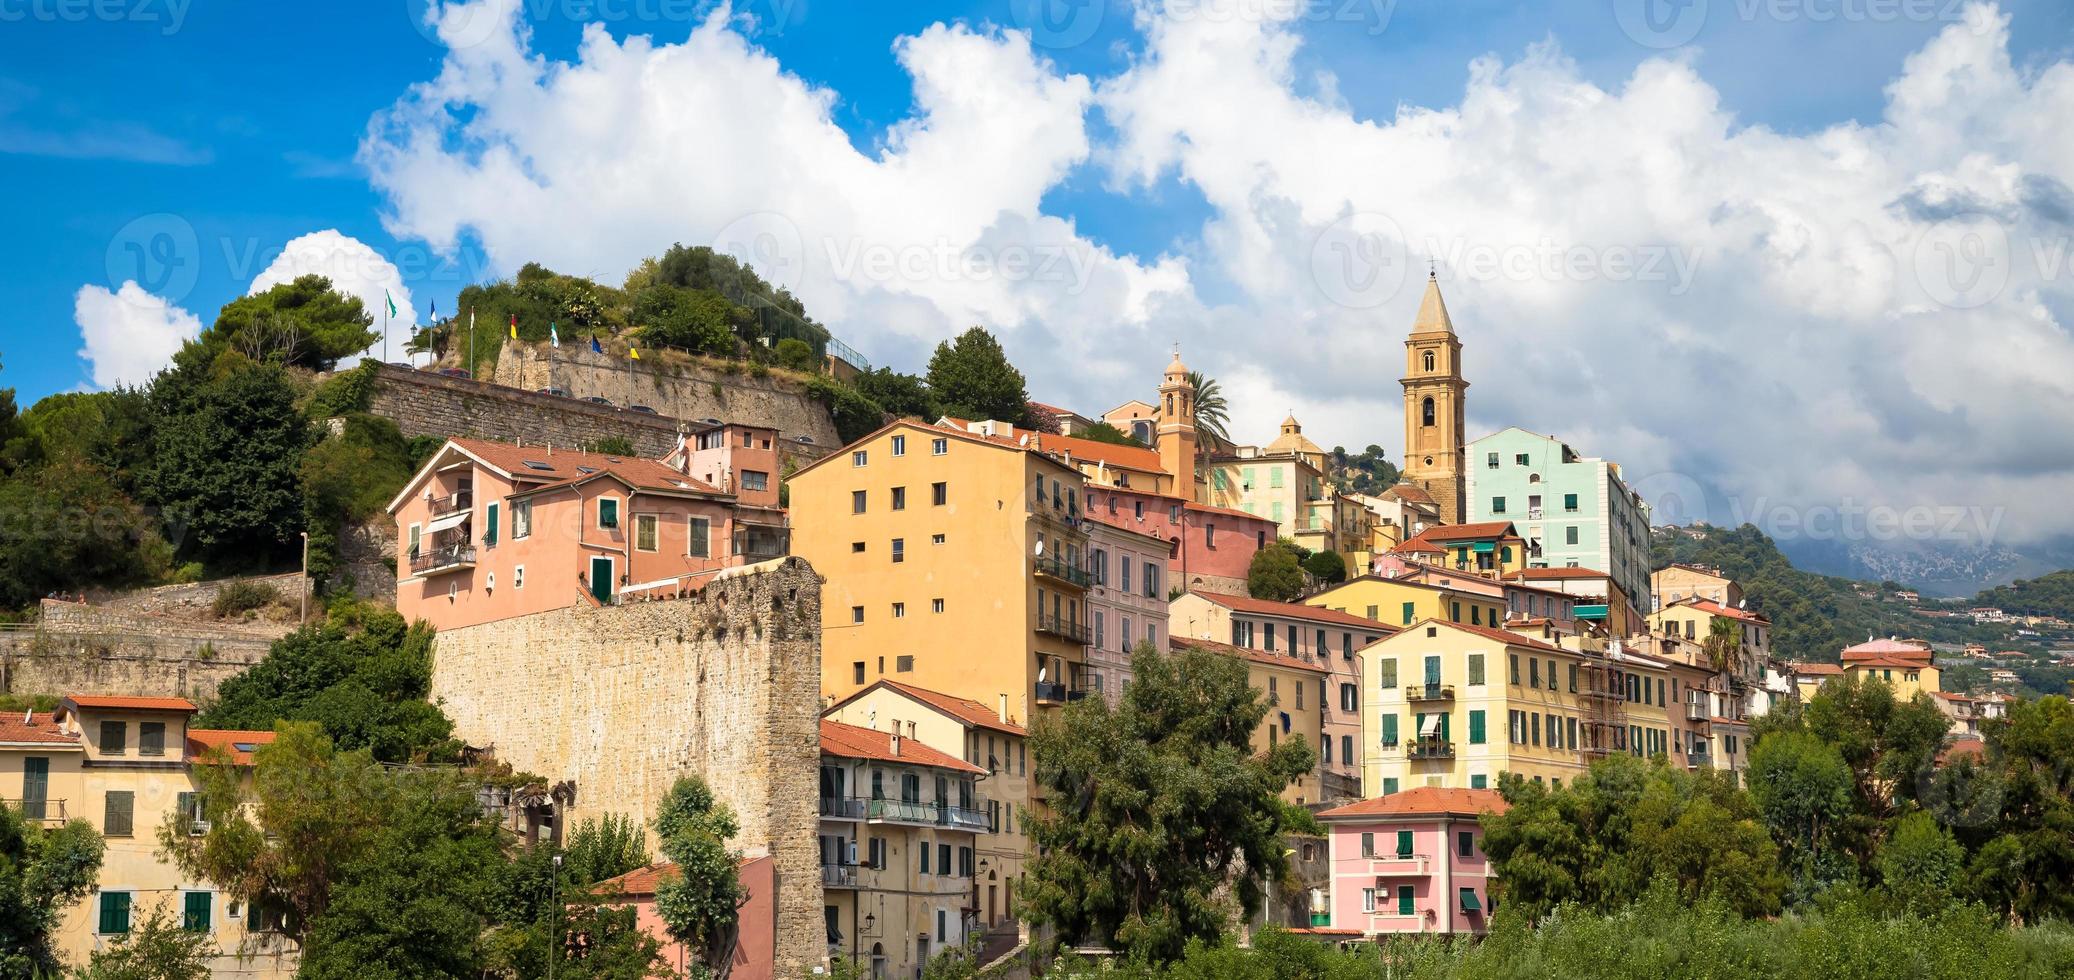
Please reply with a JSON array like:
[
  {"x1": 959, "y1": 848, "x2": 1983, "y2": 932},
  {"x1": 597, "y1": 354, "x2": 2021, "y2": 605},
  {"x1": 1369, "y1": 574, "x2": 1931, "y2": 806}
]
[
  {"x1": 0, "y1": 798, "x2": 105, "y2": 977},
  {"x1": 1247, "y1": 541, "x2": 1306, "y2": 602},
  {"x1": 1020, "y1": 640, "x2": 1316, "y2": 965},
  {"x1": 203, "y1": 275, "x2": 377, "y2": 372},
  {"x1": 926, "y1": 327, "x2": 1030, "y2": 425},
  {"x1": 652, "y1": 776, "x2": 745, "y2": 975}
]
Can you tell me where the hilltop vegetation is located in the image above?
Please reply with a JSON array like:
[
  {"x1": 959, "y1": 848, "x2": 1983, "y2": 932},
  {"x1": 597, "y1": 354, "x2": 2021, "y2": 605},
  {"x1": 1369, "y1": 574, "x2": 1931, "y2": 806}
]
[
  {"x1": 1650, "y1": 524, "x2": 2024, "y2": 663},
  {"x1": 1974, "y1": 569, "x2": 2074, "y2": 619},
  {"x1": 1326, "y1": 444, "x2": 1400, "y2": 495}
]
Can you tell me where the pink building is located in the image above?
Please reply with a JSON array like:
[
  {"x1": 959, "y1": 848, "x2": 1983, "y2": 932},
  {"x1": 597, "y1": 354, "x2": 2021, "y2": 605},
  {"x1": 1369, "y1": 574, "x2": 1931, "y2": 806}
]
[
  {"x1": 596, "y1": 855, "x2": 778, "y2": 980},
  {"x1": 1083, "y1": 519, "x2": 1174, "y2": 704},
  {"x1": 387, "y1": 426, "x2": 788, "y2": 632},
  {"x1": 1318, "y1": 787, "x2": 1507, "y2": 936},
  {"x1": 1084, "y1": 486, "x2": 1275, "y2": 596}
]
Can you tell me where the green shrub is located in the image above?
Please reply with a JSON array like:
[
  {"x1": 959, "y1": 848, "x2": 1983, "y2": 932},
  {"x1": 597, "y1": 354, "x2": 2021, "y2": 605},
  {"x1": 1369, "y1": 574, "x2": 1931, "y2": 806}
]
[{"x1": 212, "y1": 580, "x2": 279, "y2": 618}]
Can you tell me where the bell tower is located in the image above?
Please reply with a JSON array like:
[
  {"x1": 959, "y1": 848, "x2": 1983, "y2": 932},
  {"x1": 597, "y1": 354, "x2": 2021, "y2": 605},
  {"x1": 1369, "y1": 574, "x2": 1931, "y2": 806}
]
[
  {"x1": 1157, "y1": 348, "x2": 1197, "y2": 498},
  {"x1": 1401, "y1": 271, "x2": 1468, "y2": 524}
]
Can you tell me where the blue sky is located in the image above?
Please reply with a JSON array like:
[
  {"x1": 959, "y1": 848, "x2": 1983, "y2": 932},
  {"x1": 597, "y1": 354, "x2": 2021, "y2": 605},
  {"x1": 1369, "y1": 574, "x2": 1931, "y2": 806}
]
[
  {"x1": 6, "y1": 0, "x2": 2074, "y2": 554},
  {"x1": 6, "y1": 0, "x2": 2064, "y2": 401}
]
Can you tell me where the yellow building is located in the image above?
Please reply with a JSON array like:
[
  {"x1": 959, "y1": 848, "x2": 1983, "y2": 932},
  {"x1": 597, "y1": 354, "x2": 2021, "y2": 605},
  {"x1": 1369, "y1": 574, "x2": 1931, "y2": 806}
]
[
  {"x1": 790, "y1": 419, "x2": 1097, "y2": 720},
  {"x1": 1646, "y1": 597, "x2": 1772, "y2": 686},
  {"x1": 823, "y1": 680, "x2": 1032, "y2": 939},
  {"x1": 815, "y1": 719, "x2": 986, "y2": 977},
  {"x1": 1170, "y1": 637, "x2": 1330, "y2": 805},
  {"x1": 1307, "y1": 574, "x2": 1508, "y2": 633},
  {"x1": 1839, "y1": 638, "x2": 1942, "y2": 699},
  {"x1": 0, "y1": 696, "x2": 293, "y2": 978},
  {"x1": 1202, "y1": 416, "x2": 1369, "y2": 564},
  {"x1": 1357, "y1": 621, "x2": 1599, "y2": 794},
  {"x1": 1389, "y1": 521, "x2": 1529, "y2": 579}
]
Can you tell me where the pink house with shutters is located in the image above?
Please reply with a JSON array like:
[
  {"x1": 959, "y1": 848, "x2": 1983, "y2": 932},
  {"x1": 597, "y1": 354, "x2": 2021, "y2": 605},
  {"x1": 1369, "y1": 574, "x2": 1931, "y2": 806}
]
[{"x1": 1317, "y1": 787, "x2": 1507, "y2": 936}]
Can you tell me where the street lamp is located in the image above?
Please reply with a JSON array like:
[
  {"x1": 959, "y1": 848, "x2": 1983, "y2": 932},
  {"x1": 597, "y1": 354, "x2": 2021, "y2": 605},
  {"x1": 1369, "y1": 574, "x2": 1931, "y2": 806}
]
[
  {"x1": 298, "y1": 532, "x2": 309, "y2": 623},
  {"x1": 550, "y1": 853, "x2": 562, "y2": 980}
]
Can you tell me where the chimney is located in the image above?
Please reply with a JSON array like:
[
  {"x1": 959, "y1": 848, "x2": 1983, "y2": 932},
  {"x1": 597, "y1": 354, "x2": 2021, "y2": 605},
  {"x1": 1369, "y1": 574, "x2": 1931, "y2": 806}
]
[
  {"x1": 997, "y1": 694, "x2": 1009, "y2": 725},
  {"x1": 890, "y1": 733, "x2": 901, "y2": 757}
]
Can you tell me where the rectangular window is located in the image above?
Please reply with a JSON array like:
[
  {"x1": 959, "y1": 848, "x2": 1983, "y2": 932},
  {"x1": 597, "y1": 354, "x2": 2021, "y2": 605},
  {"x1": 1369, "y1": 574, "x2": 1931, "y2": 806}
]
[
  {"x1": 1119, "y1": 559, "x2": 1131, "y2": 593},
  {"x1": 932, "y1": 482, "x2": 947, "y2": 506},
  {"x1": 99, "y1": 891, "x2": 132, "y2": 935},
  {"x1": 688, "y1": 517, "x2": 711, "y2": 557},
  {"x1": 852, "y1": 662, "x2": 865, "y2": 684},
  {"x1": 20, "y1": 757, "x2": 48, "y2": 820},
  {"x1": 1397, "y1": 885, "x2": 1415, "y2": 916},
  {"x1": 852, "y1": 490, "x2": 867, "y2": 514},
  {"x1": 598, "y1": 497, "x2": 619, "y2": 529},
  {"x1": 635, "y1": 514, "x2": 659, "y2": 552},
  {"x1": 484, "y1": 500, "x2": 499, "y2": 545},
  {"x1": 896, "y1": 655, "x2": 914, "y2": 673},
  {"x1": 138, "y1": 722, "x2": 166, "y2": 757},
  {"x1": 511, "y1": 499, "x2": 532, "y2": 539},
  {"x1": 1264, "y1": 627, "x2": 1276, "y2": 652},
  {"x1": 1509, "y1": 654, "x2": 1520, "y2": 685},
  {"x1": 852, "y1": 450, "x2": 868, "y2": 466},
  {"x1": 891, "y1": 539, "x2": 904, "y2": 563},
  {"x1": 1382, "y1": 777, "x2": 1399, "y2": 795},
  {"x1": 891, "y1": 486, "x2": 907, "y2": 511},
  {"x1": 183, "y1": 891, "x2": 211, "y2": 933},
  {"x1": 1491, "y1": 496, "x2": 1506, "y2": 514},
  {"x1": 932, "y1": 437, "x2": 948, "y2": 455},
  {"x1": 1401, "y1": 601, "x2": 1415, "y2": 626},
  {"x1": 1467, "y1": 653, "x2": 1485, "y2": 686},
  {"x1": 104, "y1": 790, "x2": 134, "y2": 837},
  {"x1": 891, "y1": 435, "x2": 906, "y2": 456},
  {"x1": 1568, "y1": 664, "x2": 1578, "y2": 693},
  {"x1": 1379, "y1": 713, "x2": 1398, "y2": 746},
  {"x1": 1486, "y1": 452, "x2": 1499, "y2": 468},
  {"x1": 932, "y1": 598, "x2": 944, "y2": 613},
  {"x1": 1396, "y1": 829, "x2": 1413, "y2": 857},
  {"x1": 741, "y1": 470, "x2": 768, "y2": 491},
  {"x1": 1469, "y1": 709, "x2": 1486, "y2": 745},
  {"x1": 919, "y1": 842, "x2": 931, "y2": 874},
  {"x1": 1362, "y1": 887, "x2": 1377, "y2": 913},
  {"x1": 1472, "y1": 774, "x2": 1489, "y2": 789},
  {"x1": 1343, "y1": 633, "x2": 1354, "y2": 659},
  {"x1": 1377, "y1": 657, "x2": 1397, "y2": 690},
  {"x1": 102, "y1": 720, "x2": 127, "y2": 755},
  {"x1": 891, "y1": 602, "x2": 905, "y2": 618},
  {"x1": 1530, "y1": 713, "x2": 1541, "y2": 747},
  {"x1": 1143, "y1": 562, "x2": 1159, "y2": 598},
  {"x1": 1458, "y1": 831, "x2": 1475, "y2": 858},
  {"x1": 1564, "y1": 493, "x2": 1579, "y2": 512},
  {"x1": 851, "y1": 605, "x2": 864, "y2": 624},
  {"x1": 1565, "y1": 526, "x2": 1580, "y2": 545},
  {"x1": 939, "y1": 843, "x2": 952, "y2": 875}
]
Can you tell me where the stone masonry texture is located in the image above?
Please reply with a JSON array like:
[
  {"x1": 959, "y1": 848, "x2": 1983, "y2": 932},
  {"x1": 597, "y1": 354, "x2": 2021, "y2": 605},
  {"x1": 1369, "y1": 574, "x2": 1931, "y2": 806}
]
[{"x1": 429, "y1": 557, "x2": 825, "y2": 976}]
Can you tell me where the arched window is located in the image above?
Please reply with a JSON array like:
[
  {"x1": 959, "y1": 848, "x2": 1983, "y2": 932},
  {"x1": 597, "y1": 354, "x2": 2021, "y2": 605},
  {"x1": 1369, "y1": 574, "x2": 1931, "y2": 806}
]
[
  {"x1": 1422, "y1": 350, "x2": 1435, "y2": 372},
  {"x1": 1421, "y1": 397, "x2": 1436, "y2": 427}
]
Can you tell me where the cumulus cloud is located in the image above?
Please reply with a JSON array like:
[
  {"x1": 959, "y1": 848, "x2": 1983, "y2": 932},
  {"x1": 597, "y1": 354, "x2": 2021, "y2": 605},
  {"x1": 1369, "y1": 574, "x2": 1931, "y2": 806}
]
[
  {"x1": 73, "y1": 281, "x2": 202, "y2": 389},
  {"x1": 249, "y1": 229, "x2": 419, "y2": 366},
  {"x1": 362, "y1": 0, "x2": 2074, "y2": 544}
]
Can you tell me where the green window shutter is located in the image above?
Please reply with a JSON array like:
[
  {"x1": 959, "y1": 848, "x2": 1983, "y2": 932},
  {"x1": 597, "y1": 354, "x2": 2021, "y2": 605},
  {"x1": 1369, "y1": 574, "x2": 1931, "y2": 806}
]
[
  {"x1": 1440, "y1": 712, "x2": 1451, "y2": 741},
  {"x1": 1469, "y1": 710, "x2": 1486, "y2": 745},
  {"x1": 101, "y1": 892, "x2": 131, "y2": 934},
  {"x1": 1378, "y1": 658, "x2": 1396, "y2": 689},
  {"x1": 1471, "y1": 774, "x2": 1487, "y2": 789},
  {"x1": 1381, "y1": 714, "x2": 1398, "y2": 745},
  {"x1": 1383, "y1": 777, "x2": 1399, "y2": 795},
  {"x1": 485, "y1": 502, "x2": 499, "y2": 544},
  {"x1": 1397, "y1": 885, "x2": 1415, "y2": 916},
  {"x1": 21, "y1": 758, "x2": 47, "y2": 820},
  {"x1": 104, "y1": 791, "x2": 133, "y2": 837},
  {"x1": 1396, "y1": 830, "x2": 1413, "y2": 857},
  {"x1": 1401, "y1": 601, "x2": 1414, "y2": 625},
  {"x1": 183, "y1": 892, "x2": 211, "y2": 932}
]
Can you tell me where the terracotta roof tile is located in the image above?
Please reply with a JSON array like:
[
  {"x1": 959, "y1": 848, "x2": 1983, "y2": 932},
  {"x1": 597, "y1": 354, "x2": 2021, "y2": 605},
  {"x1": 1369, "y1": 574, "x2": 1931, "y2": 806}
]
[
  {"x1": 1193, "y1": 590, "x2": 1398, "y2": 632},
  {"x1": 1505, "y1": 567, "x2": 1609, "y2": 581},
  {"x1": 1679, "y1": 597, "x2": 1770, "y2": 624},
  {"x1": 62, "y1": 695, "x2": 198, "y2": 712},
  {"x1": 819, "y1": 720, "x2": 985, "y2": 774},
  {"x1": 1169, "y1": 635, "x2": 1329, "y2": 675},
  {"x1": 1420, "y1": 521, "x2": 1519, "y2": 542},
  {"x1": 869, "y1": 680, "x2": 1026, "y2": 737},
  {"x1": 1402, "y1": 618, "x2": 1568, "y2": 654},
  {"x1": 187, "y1": 729, "x2": 276, "y2": 766},
  {"x1": 1790, "y1": 662, "x2": 1844, "y2": 676},
  {"x1": 1318, "y1": 786, "x2": 1509, "y2": 820},
  {"x1": 0, "y1": 711, "x2": 77, "y2": 746}
]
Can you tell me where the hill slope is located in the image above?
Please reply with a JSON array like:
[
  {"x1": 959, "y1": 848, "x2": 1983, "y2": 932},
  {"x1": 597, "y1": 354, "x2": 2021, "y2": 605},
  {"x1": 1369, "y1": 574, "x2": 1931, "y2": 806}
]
[
  {"x1": 1974, "y1": 570, "x2": 2074, "y2": 619},
  {"x1": 1651, "y1": 524, "x2": 2028, "y2": 663}
]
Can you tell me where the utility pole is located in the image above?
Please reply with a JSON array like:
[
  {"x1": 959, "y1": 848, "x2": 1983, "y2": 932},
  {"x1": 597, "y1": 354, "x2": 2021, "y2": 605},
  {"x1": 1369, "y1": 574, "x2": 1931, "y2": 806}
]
[
  {"x1": 298, "y1": 532, "x2": 309, "y2": 623},
  {"x1": 549, "y1": 852, "x2": 561, "y2": 980}
]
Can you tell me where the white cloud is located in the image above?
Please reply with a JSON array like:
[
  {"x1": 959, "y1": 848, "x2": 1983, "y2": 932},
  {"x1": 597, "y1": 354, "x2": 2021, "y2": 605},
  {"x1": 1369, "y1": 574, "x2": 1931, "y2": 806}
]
[
  {"x1": 73, "y1": 281, "x2": 202, "y2": 389},
  {"x1": 361, "y1": 0, "x2": 2074, "y2": 545},
  {"x1": 249, "y1": 229, "x2": 419, "y2": 365}
]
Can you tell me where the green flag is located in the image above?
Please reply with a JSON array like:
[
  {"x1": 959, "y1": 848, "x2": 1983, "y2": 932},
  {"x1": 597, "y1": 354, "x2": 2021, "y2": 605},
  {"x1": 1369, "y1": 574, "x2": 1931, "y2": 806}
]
[{"x1": 384, "y1": 290, "x2": 399, "y2": 319}]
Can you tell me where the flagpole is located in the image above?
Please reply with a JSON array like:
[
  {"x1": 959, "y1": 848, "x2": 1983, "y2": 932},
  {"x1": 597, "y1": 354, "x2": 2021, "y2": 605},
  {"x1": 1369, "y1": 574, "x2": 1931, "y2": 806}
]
[
  {"x1": 382, "y1": 301, "x2": 389, "y2": 364},
  {"x1": 468, "y1": 307, "x2": 476, "y2": 376}
]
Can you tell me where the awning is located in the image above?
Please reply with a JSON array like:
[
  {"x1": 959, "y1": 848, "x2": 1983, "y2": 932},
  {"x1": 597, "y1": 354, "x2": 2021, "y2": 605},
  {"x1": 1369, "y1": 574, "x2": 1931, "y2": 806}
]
[
  {"x1": 1470, "y1": 541, "x2": 1496, "y2": 553},
  {"x1": 1461, "y1": 890, "x2": 1481, "y2": 912},
  {"x1": 1419, "y1": 714, "x2": 1443, "y2": 737},
  {"x1": 426, "y1": 511, "x2": 470, "y2": 533}
]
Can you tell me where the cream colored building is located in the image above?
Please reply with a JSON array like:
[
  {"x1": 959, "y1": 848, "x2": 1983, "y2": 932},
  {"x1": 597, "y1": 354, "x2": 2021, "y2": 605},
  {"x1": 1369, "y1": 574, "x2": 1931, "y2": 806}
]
[
  {"x1": 823, "y1": 681, "x2": 1031, "y2": 940},
  {"x1": 1, "y1": 696, "x2": 292, "y2": 978},
  {"x1": 1203, "y1": 416, "x2": 1371, "y2": 564},
  {"x1": 1170, "y1": 637, "x2": 1331, "y2": 805},
  {"x1": 815, "y1": 719, "x2": 985, "y2": 978}
]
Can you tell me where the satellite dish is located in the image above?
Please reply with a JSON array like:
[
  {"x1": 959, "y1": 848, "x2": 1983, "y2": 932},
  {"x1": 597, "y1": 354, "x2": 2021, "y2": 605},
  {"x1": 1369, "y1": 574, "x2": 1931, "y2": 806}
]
[
  {"x1": 1037, "y1": 664, "x2": 1049, "y2": 683},
  {"x1": 1018, "y1": 434, "x2": 1030, "y2": 447},
  {"x1": 1034, "y1": 539, "x2": 1045, "y2": 557}
]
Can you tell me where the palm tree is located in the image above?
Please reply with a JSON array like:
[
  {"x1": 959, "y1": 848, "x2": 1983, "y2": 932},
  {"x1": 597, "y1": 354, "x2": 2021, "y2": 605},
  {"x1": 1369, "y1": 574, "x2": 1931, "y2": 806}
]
[
  {"x1": 1702, "y1": 616, "x2": 1741, "y2": 674},
  {"x1": 1186, "y1": 370, "x2": 1232, "y2": 453}
]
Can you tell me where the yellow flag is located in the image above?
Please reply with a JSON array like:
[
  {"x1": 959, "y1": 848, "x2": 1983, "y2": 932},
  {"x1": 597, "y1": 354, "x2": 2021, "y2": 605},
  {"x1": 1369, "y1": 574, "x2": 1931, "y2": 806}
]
[
  {"x1": 629, "y1": 345, "x2": 640, "y2": 360},
  {"x1": 508, "y1": 314, "x2": 517, "y2": 340}
]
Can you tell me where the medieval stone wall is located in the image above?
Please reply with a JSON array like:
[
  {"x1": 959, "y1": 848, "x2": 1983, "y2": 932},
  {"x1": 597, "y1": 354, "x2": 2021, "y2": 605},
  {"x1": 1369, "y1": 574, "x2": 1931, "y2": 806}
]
[
  {"x1": 486, "y1": 341, "x2": 841, "y2": 449},
  {"x1": 1, "y1": 600, "x2": 278, "y2": 702},
  {"x1": 428, "y1": 557, "x2": 824, "y2": 976}
]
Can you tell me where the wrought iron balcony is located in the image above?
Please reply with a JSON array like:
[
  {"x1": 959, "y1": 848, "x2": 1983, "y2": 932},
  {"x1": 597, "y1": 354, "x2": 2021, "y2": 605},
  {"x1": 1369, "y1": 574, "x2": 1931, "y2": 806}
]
[
  {"x1": 822, "y1": 863, "x2": 860, "y2": 889},
  {"x1": 1034, "y1": 681, "x2": 1066, "y2": 705},
  {"x1": 1404, "y1": 683, "x2": 1455, "y2": 702},
  {"x1": 1406, "y1": 736, "x2": 1455, "y2": 760},
  {"x1": 1035, "y1": 614, "x2": 1091, "y2": 644},
  {"x1": 409, "y1": 544, "x2": 477, "y2": 576},
  {"x1": 426, "y1": 488, "x2": 473, "y2": 516},
  {"x1": 819, "y1": 796, "x2": 865, "y2": 820},
  {"x1": 1033, "y1": 554, "x2": 1091, "y2": 588},
  {"x1": 3, "y1": 799, "x2": 65, "y2": 825},
  {"x1": 1685, "y1": 702, "x2": 1708, "y2": 722}
]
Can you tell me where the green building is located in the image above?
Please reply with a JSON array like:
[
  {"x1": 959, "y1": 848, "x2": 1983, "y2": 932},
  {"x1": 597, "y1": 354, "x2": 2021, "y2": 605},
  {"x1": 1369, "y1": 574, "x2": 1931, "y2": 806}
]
[{"x1": 1463, "y1": 427, "x2": 1653, "y2": 617}]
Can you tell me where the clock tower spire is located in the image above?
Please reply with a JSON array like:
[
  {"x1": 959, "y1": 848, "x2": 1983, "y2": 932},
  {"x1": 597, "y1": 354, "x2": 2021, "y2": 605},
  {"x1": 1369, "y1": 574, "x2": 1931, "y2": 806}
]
[{"x1": 1401, "y1": 271, "x2": 1468, "y2": 524}]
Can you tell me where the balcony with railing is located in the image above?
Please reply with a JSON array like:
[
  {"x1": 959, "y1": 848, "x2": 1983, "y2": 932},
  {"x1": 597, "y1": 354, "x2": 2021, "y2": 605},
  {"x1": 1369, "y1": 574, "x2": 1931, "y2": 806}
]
[
  {"x1": 409, "y1": 543, "x2": 477, "y2": 576},
  {"x1": 425, "y1": 487, "x2": 474, "y2": 516},
  {"x1": 1684, "y1": 702, "x2": 1708, "y2": 722},
  {"x1": 944, "y1": 804, "x2": 991, "y2": 832},
  {"x1": 1687, "y1": 748, "x2": 1713, "y2": 770},
  {"x1": 1406, "y1": 736, "x2": 1455, "y2": 760},
  {"x1": 866, "y1": 798, "x2": 939, "y2": 826},
  {"x1": 1361, "y1": 851, "x2": 1431, "y2": 875},
  {"x1": 822, "y1": 863, "x2": 861, "y2": 889},
  {"x1": 1033, "y1": 554, "x2": 1091, "y2": 589},
  {"x1": 819, "y1": 796, "x2": 866, "y2": 821},
  {"x1": 1404, "y1": 684, "x2": 1455, "y2": 702},
  {"x1": 1035, "y1": 614, "x2": 1092, "y2": 644},
  {"x1": 3, "y1": 799, "x2": 66, "y2": 825}
]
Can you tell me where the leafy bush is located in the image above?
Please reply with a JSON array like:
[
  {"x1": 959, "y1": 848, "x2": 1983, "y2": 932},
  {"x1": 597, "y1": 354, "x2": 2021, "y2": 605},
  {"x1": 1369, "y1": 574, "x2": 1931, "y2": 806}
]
[
  {"x1": 305, "y1": 361, "x2": 380, "y2": 418},
  {"x1": 806, "y1": 375, "x2": 888, "y2": 444},
  {"x1": 211, "y1": 579, "x2": 279, "y2": 618},
  {"x1": 773, "y1": 337, "x2": 817, "y2": 372}
]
